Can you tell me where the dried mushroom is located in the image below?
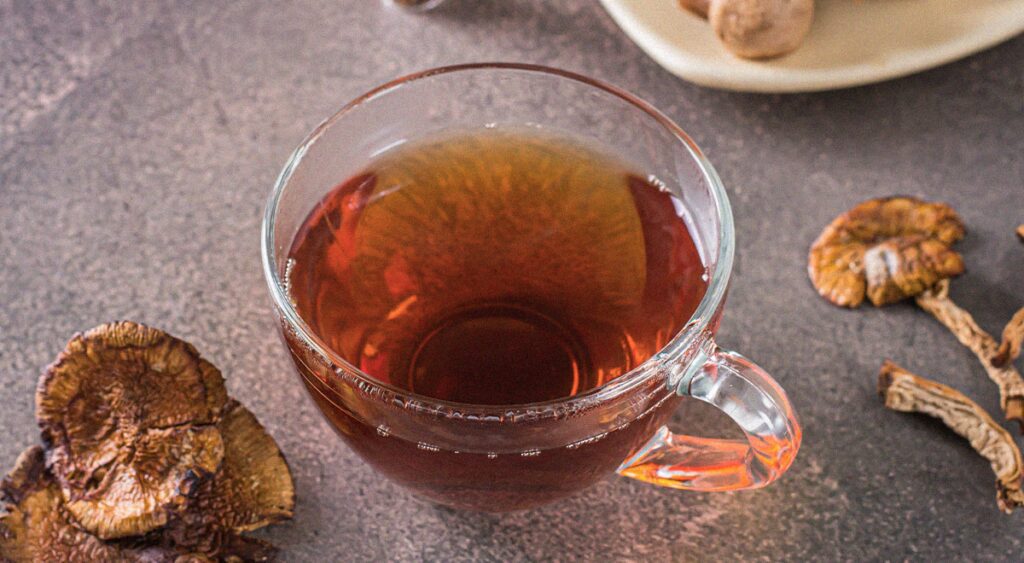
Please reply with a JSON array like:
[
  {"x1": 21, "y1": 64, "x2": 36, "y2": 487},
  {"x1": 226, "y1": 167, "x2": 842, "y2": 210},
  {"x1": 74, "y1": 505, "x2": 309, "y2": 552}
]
[
  {"x1": 0, "y1": 446, "x2": 194, "y2": 562},
  {"x1": 157, "y1": 400, "x2": 293, "y2": 555},
  {"x1": 1, "y1": 446, "x2": 124, "y2": 562},
  {"x1": 123, "y1": 528, "x2": 276, "y2": 563},
  {"x1": 4, "y1": 322, "x2": 292, "y2": 561},
  {"x1": 36, "y1": 321, "x2": 230, "y2": 539},
  {"x1": 917, "y1": 281, "x2": 1024, "y2": 427},
  {"x1": 812, "y1": 197, "x2": 1024, "y2": 428},
  {"x1": 830, "y1": 204, "x2": 1024, "y2": 513},
  {"x1": 994, "y1": 308, "x2": 1024, "y2": 368},
  {"x1": 994, "y1": 227, "x2": 1024, "y2": 367},
  {"x1": 194, "y1": 400, "x2": 293, "y2": 532},
  {"x1": 149, "y1": 525, "x2": 277, "y2": 563},
  {"x1": 808, "y1": 196, "x2": 965, "y2": 308},
  {"x1": 878, "y1": 361, "x2": 1024, "y2": 513},
  {"x1": 676, "y1": 0, "x2": 814, "y2": 59}
]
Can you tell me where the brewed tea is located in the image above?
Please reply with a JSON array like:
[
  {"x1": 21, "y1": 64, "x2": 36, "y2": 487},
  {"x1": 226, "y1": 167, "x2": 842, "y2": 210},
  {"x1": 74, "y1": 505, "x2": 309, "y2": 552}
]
[{"x1": 286, "y1": 130, "x2": 707, "y2": 405}]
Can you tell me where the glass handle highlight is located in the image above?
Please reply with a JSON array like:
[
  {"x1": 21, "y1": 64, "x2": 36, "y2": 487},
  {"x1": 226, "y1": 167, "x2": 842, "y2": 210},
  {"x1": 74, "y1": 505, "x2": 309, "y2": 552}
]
[{"x1": 618, "y1": 345, "x2": 801, "y2": 491}]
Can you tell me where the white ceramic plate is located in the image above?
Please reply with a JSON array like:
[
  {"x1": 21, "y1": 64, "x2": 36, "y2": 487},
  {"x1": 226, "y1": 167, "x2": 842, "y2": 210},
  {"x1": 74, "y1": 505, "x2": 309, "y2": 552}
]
[{"x1": 600, "y1": 0, "x2": 1024, "y2": 93}]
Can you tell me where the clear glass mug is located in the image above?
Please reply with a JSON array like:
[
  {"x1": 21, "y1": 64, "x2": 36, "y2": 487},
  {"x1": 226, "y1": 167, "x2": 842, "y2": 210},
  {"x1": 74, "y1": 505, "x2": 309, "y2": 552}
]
[{"x1": 261, "y1": 64, "x2": 801, "y2": 511}]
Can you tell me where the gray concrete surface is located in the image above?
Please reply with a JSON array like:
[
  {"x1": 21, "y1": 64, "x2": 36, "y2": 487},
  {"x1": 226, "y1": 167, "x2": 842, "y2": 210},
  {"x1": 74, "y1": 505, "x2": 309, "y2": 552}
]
[{"x1": 2, "y1": 1, "x2": 1023, "y2": 560}]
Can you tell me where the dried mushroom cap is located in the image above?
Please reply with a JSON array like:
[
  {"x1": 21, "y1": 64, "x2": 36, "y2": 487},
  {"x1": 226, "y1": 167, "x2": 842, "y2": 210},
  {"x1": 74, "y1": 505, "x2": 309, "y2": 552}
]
[
  {"x1": 808, "y1": 196, "x2": 966, "y2": 307},
  {"x1": 158, "y1": 400, "x2": 293, "y2": 556},
  {"x1": 36, "y1": 321, "x2": 230, "y2": 539},
  {"x1": 62, "y1": 426, "x2": 224, "y2": 541},
  {"x1": 0, "y1": 446, "x2": 114, "y2": 562},
  {"x1": 0, "y1": 446, "x2": 189, "y2": 562},
  {"x1": 196, "y1": 400, "x2": 294, "y2": 533},
  {"x1": 0, "y1": 445, "x2": 271, "y2": 563}
]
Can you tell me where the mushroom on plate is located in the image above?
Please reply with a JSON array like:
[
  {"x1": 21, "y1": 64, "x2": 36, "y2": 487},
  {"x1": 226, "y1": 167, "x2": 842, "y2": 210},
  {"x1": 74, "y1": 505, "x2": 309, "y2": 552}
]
[{"x1": 679, "y1": 0, "x2": 815, "y2": 59}]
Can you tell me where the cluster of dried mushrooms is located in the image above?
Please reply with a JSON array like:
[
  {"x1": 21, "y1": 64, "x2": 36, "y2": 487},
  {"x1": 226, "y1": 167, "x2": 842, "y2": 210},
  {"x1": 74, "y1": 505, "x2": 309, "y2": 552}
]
[
  {"x1": 809, "y1": 197, "x2": 1024, "y2": 513},
  {"x1": 0, "y1": 322, "x2": 295, "y2": 561}
]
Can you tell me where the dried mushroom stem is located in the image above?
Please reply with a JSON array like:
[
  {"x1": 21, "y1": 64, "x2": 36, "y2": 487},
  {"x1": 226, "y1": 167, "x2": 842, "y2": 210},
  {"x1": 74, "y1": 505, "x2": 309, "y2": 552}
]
[
  {"x1": 915, "y1": 280, "x2": 1024, "y2": 429},
  {"x1": 997, "y1": 225, "x2": 1024, "y2": 367},
  {"x1": 993, "y1": 307, "x2": 1024, "y2": 368},
  {"x1": 878, "y1": 361, "x2": 1024, "y2": 513}
]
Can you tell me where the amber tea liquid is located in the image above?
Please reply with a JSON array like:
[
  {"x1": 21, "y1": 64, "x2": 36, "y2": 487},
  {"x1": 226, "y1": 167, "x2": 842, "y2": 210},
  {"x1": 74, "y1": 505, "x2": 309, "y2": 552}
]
[{"x1": 284, "y1": 129, "x2": 708, "y2": 509}]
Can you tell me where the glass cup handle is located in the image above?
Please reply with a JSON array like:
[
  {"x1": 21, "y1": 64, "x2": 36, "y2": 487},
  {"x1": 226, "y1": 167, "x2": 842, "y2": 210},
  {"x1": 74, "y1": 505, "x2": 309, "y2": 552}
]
[{"x1": 618, "y1": 344, "x2": 801, "y2": 491}]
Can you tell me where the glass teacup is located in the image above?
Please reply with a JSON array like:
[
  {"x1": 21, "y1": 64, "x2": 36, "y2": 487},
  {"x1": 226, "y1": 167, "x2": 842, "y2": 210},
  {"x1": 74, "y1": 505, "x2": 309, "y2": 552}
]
[{"x1": 261, "y1": 63, "x2": 800, "y2": 511}]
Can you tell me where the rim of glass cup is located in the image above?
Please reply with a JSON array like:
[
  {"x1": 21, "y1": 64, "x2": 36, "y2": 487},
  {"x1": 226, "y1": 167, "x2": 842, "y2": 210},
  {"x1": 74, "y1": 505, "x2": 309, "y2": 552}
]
[{"x1": 261, "y1": 62, "x2": 735, "y2": 415}]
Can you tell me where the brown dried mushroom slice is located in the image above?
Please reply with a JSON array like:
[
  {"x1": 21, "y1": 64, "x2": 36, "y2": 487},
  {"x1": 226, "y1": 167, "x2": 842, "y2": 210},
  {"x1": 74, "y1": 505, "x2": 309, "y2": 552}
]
[
  {"x1": 36, "y1": 321, "x2": 230, "y2": 539},
  {"x1": 1, "y1": 446, "x2": 118, "y2": 562},
  {"x1": 808, "y1": 196, "x2": 965, "y2": 308},
  {"x1": 0, "y1": 446, "x2": 263, "y2": 563},
  {"x1": 161, "y1": 400, "x2": 294, "y2": 554},
  {"x1": 878, "y1": 361, "x2": 1024, "y2": 513},
  {"x1": 0, "y1": 446, "x2": 165, "y2": 562},
  {"x1": 201, "y1": 400, "x2": 294, "y2": 533}
]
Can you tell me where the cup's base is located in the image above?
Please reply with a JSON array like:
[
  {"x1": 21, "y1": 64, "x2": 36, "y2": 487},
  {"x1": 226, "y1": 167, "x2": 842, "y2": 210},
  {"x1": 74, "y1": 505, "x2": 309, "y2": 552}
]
[{"x1": 280, "y1": 322, "x2": 684, "y2": 514}]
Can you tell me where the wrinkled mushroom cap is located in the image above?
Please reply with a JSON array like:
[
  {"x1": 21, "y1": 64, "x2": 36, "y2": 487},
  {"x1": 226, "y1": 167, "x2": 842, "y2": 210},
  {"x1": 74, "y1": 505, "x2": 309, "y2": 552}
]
[
  {"x1": 808, "y1": 196, "x2": 966, "y2": 307},
  {"x1": 199, "y1": 400, "x2": 294, "y2": 533},
  {"x1": 0, "y1": 446, "x2": 256, "y2": 563},
  {"x1": 0, "y1": 446, "x2": 150, "y2": 562},
  {"x1": 0, "y1": 446, "x2": 117, "y2": 562},
  {"x1": 159, "y1": 399, "x2": 294, "y2": 555},
  {"x1": 709, "y1": 0, "x2": 814, "y2": 59},
  {"x1": 36, "y1": 321, "x2": 229, "y2": 539}
]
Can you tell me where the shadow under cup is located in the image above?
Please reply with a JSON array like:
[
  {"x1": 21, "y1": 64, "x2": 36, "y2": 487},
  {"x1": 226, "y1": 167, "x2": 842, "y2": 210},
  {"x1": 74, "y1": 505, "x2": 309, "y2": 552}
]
[{"x1": 262, "y1": 64, "x2": 800, "y2": 511}]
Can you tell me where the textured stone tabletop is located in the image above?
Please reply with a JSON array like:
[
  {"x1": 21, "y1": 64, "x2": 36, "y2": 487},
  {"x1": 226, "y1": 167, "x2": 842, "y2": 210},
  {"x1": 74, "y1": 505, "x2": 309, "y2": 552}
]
[{"x1": 2, "y1": 1, "x2": 1023, "y2": 561}]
